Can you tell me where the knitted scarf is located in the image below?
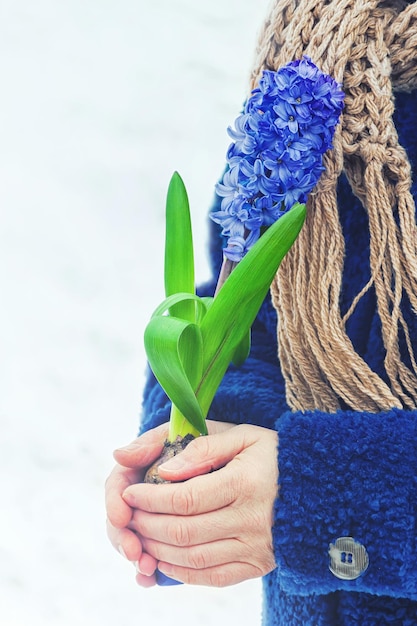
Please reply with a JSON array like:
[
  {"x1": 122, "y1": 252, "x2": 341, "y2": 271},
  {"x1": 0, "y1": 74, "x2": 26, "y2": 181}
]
[{"x1": 250, "y1": 0, "x2": 417, "y2": 412}]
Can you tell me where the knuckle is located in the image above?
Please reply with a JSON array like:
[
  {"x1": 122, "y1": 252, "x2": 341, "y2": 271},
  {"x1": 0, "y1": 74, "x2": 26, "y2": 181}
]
[
  {"x1": 170, "y1": 485, "x2": 198, "y2": 516},
  {"x1": 187, "y1": 547, "x2": 209, "y2": 570},
  {"x1": 229, "y1": 466, "x2": 248, "y2": 500},
  {"x1": 208, "y1": 568, "x2": 233, "y2": 588},
  {"x1": 107, "y1": 506, "x2": 128, "y2": 529},
  {"x1": 167, "y1": 520, "x2": 192, "y2": 547},
  {"x1": 241, "y1": 467, "x2": 259, "y2": 495},
  {"x1": 188, "y1": 435, "x2": 211, "y2": 459}
]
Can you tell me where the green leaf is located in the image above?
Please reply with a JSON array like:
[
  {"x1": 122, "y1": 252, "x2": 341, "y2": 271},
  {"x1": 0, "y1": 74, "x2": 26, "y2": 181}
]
[
  {"x1": 164, "y1": 172, "x2": 195, "y2": 321},
  {"x1": 144, "y1": 315, "x2": 207, "y2": 435},
  {"x1": 232, "y1": 330, "x2": 251, "y2": 367},
  {"x1": 151, "y1": 292, "x2": 209, "y2": 320},
  {"x1": 196, "y1": 202, "x2": 306, "y2": 414}
]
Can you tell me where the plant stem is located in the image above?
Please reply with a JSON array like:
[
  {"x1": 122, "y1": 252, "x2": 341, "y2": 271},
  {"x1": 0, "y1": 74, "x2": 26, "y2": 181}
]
[
  {"x1": 168, "y1": 403, "x2": 201, "y2": 442},
  {"x1": 214, "y1": 257, "x2": 238, "y2": 296}
]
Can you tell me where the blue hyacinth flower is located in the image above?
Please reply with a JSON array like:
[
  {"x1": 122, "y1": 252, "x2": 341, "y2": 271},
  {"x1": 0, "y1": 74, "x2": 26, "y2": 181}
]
[{"x1": 211, "y1": 56, "x2": 344, "y2": 261}]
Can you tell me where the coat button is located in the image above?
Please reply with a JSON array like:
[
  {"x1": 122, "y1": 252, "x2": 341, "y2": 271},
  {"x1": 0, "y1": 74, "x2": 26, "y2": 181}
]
[{"x1": 328, "y1": 536, "x2": 369, "y2": 580}]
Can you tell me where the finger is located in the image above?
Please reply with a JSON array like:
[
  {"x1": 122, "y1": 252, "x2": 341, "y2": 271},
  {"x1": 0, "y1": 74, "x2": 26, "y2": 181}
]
[
  {"x1": 136, "y1": 552, "x2": 158, "y2": 576},
  {"x1": 141, "y1": 536, "x2": 247, "y2": 571},
  {"x1": 206, "y1": 420, "x2": 234, "y2": 434},
  {"x1": 157, "y1": 424, "x2": 255, "y2": 481},
  {"x1": 106, "y1": 520, "x2": 143, "y2": 562},
  {"x1": 135, "y1": 571, "x2": 157, "y2": 588},
  {"x1": 122, "y1": 464, "x2": 239, "y2": 515},
  {"x1": 113, "y1": 423, "x2": 169, "y2": 468},
  {"x1": 157, "y1": 560, "x2": 263, "y2": 587},
  {"x1": 129, "y1": 508, "x2": 237, "y2": 546},
  {"x1": 105, "y1": 465, "x2": 141, "y2": 528}
]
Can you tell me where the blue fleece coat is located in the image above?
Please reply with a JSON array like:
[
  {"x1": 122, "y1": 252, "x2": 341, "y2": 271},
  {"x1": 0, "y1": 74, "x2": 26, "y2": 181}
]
[{"x1": 140, "y1": 89, "x2": 417, "y2": 624}]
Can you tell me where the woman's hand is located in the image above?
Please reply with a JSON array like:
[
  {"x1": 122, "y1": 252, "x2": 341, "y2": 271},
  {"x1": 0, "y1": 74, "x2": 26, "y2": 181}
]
[
  {"x1": 105, "y1": 420, "x2": 236, "y2": 587},
  {"x1": 120, "y1": 423, "x2": 278, "y2": 587},
  {"x1": 105, "y1": 423, "x2": 169, "y2": 587}
]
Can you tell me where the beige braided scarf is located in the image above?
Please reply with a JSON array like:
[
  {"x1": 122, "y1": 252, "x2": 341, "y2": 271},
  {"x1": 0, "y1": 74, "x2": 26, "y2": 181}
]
[{"x1": 250, "y1": 0, "x2": 417, "y2": 412}]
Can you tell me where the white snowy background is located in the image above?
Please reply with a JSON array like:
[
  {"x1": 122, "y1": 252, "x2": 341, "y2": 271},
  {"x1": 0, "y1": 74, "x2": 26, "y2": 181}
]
[{"x1": 0, "y1": 1, "x2": 272, "y2": 624}]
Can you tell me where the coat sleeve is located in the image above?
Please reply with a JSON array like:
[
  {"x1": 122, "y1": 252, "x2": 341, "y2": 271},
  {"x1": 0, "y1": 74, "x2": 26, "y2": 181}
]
[{"x1": 273, "y1": 406, "x2": 417, "y2": 599}]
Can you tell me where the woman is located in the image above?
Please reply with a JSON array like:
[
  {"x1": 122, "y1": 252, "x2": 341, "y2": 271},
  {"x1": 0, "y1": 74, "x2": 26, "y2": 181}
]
[{"x1": 106, "y1": 0, "x2": 417, "y2": 623}]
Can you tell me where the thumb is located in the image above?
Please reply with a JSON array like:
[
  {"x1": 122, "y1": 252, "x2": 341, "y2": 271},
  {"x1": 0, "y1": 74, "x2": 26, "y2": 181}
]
[
  {"x1": 158, "y1": 425, "x2": 248, "y2": 481},
  {"x1": 113, "y1": 423, "x2": 169, "y2": 468}
]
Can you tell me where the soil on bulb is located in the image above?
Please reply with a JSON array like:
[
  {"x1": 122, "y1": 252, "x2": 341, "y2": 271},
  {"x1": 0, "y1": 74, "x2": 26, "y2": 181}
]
[{"x1": 144, "y1": 434, "x2": 195, "y2": 484}]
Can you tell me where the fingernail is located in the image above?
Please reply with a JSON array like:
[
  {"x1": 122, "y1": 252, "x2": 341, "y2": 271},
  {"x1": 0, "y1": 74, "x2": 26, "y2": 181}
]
[
  {"x1": 136, "y1": 561, "x2": 150, "y2": 576},
  {"x1": 122, "y1": 489, "x2": 135, "y2": 504}
]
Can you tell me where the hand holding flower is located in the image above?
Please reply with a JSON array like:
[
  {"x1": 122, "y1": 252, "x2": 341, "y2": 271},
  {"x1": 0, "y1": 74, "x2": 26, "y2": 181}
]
[
  {"x1": 121, "y1": 423, "x2": 278, "y2": 587},
  {"x1": 106, "y1": 421, "x2": 234, "y2": 587}
]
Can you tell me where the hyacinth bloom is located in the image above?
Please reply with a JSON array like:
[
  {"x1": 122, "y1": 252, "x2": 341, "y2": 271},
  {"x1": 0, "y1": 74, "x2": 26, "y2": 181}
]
[{"x1": 211, "y1": 56, "x2": 344, "y2": 261}]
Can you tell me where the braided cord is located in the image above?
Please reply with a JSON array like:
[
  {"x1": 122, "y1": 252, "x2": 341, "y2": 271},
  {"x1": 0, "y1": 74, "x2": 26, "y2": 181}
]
[{"x1": 251, "y1": 0, "x2": 417, "y2": 411}]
